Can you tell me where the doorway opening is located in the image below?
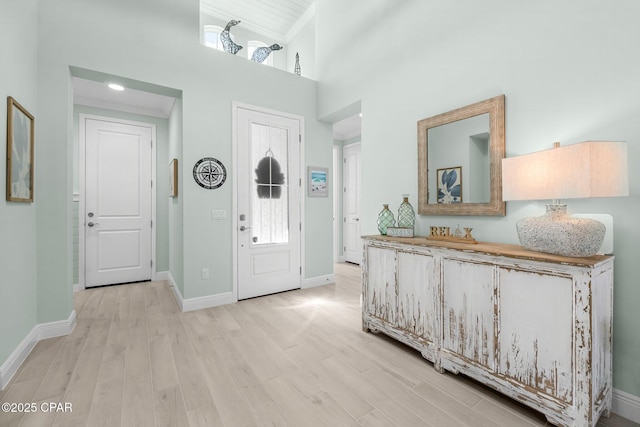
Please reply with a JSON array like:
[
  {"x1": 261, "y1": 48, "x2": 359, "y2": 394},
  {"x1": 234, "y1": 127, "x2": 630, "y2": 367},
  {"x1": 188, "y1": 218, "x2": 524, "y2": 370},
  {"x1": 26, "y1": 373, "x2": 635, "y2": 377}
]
[
  {"x1": 71, "y1": 68, "x2": 181, "y2": 290},
  {"x1": 331, "y1": 110, "x2": 362, "y2": 264}
]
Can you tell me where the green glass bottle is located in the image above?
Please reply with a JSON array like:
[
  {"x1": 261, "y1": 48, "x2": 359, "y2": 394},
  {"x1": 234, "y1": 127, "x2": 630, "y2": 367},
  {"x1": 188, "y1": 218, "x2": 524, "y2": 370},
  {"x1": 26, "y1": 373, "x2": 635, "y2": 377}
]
[
  {"x1": 377, "y1": 204, "x2": 396, "y2": 235},
  {"x1": 397, "y1": 194, "x2": 415, "y2": 229}
]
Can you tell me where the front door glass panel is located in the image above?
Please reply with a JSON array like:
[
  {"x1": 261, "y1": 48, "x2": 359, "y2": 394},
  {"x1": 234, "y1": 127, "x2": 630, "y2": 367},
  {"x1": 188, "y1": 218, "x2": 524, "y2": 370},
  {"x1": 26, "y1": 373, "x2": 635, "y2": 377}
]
[{"x1": 250, "y1": 123, "x2": 289, "y2": 245}]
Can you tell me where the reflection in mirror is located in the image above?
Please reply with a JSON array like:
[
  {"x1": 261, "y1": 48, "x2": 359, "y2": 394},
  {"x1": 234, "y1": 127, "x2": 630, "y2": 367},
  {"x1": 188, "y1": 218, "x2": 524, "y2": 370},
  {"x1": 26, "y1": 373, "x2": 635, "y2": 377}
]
[
  {"x1": 427, "y1": 114, "x2": 490, "y2": 204},
  {"x1": 418, "y1": 95, "x2": 506, "y2": 216}
]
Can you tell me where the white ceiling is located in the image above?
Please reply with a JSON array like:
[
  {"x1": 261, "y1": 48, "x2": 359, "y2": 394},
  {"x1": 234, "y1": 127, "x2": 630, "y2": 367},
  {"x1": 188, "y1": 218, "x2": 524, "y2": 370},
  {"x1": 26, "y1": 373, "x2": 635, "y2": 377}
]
[
  {"x1": 201, "y1": 0, "x2": 315, "y2": 42},
  {"x1": 73, "y1": 77, "x2": 176, "y2": 119},
  {"x1": 333, "y1": 114, "x2": 361, "y2": 141}
]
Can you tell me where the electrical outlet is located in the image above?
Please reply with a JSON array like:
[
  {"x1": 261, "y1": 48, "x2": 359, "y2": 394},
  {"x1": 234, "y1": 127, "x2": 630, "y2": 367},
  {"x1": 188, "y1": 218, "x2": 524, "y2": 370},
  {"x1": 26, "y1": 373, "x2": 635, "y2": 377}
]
[
  {"x1": 211, "y1": 209, "x2": 227, "y2": 220},
  {"x1": 201, "y1": 268, "x2": 210, "y2": 279}
]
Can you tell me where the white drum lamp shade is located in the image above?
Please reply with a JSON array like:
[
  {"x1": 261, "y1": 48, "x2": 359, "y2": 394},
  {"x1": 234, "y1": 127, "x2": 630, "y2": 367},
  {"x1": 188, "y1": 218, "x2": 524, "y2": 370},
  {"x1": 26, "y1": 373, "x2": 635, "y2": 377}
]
[{"x1": 502, "y1": 141, "x2": 628, "y2": 257}]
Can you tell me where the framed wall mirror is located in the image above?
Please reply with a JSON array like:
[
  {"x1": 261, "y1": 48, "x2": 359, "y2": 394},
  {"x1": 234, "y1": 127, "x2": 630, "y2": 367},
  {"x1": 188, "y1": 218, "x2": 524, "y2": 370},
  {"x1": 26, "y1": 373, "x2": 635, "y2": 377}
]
[{"x1": 418, "y1": 95, "x2": 506, "y2": 216}]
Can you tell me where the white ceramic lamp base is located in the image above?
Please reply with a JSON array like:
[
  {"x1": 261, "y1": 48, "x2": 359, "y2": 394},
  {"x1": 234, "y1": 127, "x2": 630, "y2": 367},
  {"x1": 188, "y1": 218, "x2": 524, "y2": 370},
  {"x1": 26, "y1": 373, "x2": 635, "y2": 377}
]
[{"x1": 516, "y1": 204, "x2": 605, "y2": 257}]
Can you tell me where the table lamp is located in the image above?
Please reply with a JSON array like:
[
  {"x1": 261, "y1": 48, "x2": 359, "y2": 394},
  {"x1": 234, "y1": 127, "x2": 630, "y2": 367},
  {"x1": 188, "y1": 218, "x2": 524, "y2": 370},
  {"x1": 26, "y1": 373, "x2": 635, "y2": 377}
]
[{"x1": 502, "y1": 141, "x2": 628, "y2": 257}]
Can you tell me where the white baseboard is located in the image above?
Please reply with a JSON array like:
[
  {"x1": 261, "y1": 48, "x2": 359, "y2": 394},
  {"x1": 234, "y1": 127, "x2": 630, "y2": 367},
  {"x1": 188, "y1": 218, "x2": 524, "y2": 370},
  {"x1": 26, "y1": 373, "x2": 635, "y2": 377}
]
[
  {"x1": 73, "y1": 283, "x2": 80, "y2": 292},
  {"x1": 39, "y1": 310, "x2": 76, "y2": 340},
  {"x1": 302, "y1": 274, "x2": 335, "y2": 289},
  {"x1": 0, "y1": 329, "x2": 38, "y2": 390},
  {"x1": 613, "y1": 388, "x2": 640, "y2": 423},
  {"x1": 167, "y1": 271, "x2": 184, "y2": 311},
  {"x1": 0, "y1": 310, "x2": 76, "y2": 390},
  {"x1": 166, "y1": 272, "x2": 234, "y2": 312},
  {"x1": 155, "y1": 271, "x2": 170, "y2": 281},
  {"x1": 182, "y1": 292, "x2": 235, "y2": 312}
]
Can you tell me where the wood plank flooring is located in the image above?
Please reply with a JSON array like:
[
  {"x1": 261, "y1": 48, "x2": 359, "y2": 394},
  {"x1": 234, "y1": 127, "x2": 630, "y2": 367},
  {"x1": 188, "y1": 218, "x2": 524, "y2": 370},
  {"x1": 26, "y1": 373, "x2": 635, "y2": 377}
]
[{"x1": 1, "y1": 263, "x2": 636, "y2": 427}]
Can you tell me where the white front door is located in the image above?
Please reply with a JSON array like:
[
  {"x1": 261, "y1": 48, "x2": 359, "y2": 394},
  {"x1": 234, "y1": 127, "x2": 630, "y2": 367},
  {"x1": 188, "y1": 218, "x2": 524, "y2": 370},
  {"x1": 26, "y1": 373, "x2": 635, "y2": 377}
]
[
  {"x1": 83, "y1": 117, "x2": 153, "y2": 288},
  {"x1": 236, "y1": 106, "x2": 301, "y2": 300},
  {"x1": 342, "y1": 143, "x2": 361, "y2": 264}
]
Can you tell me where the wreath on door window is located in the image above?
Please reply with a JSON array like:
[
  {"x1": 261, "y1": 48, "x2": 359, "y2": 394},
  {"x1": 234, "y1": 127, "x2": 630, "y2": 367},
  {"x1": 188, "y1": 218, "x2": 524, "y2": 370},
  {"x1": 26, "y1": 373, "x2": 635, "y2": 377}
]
[{"x1": 255, "y1": 148, "x2": 284, "y2": 199}]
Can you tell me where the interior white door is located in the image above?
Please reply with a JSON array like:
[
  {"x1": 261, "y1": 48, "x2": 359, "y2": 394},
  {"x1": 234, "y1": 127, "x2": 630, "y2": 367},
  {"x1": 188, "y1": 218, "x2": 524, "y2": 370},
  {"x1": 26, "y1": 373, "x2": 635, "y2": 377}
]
[
  {"x1": 342, "y1": 143, "x2": 361, "y2": 264},
  {"x1": 84, "y1": 118, "x2": 153, "y2": 288},
  {"x1": 236, "y1": 107, "x2": 301, "y2": 300}
]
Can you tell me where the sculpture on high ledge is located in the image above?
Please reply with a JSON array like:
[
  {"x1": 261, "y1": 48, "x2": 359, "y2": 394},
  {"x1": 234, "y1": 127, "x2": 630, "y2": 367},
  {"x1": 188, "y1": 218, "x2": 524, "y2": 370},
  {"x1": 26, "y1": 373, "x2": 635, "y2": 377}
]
[
  {"x1": 294, "y1": 52, "x2": 301, "y2": 75},
  {"x1": 221, "y1": 20, "x2": 243, "y2": 54},
  {"x1": 251, "y1": 44, "x2": 283, "y2": 63}
]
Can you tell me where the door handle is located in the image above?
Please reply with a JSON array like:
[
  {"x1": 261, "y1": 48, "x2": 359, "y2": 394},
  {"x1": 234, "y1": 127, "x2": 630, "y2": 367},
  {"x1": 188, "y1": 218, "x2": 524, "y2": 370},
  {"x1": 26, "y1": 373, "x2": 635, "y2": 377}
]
[
  {"x1": 87, "y1": 222, "x2": 100, "y2": 227},
  {"x1": 239, "y1": 225, "x2": 251, "y2": 231}
]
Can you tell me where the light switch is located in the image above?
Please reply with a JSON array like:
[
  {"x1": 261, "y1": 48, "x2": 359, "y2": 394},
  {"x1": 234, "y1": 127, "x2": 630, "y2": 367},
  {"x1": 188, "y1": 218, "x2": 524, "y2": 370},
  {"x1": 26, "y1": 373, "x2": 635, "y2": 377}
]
[{"x1": 211, "y1": 209, "x2": 226, "y2": 220}]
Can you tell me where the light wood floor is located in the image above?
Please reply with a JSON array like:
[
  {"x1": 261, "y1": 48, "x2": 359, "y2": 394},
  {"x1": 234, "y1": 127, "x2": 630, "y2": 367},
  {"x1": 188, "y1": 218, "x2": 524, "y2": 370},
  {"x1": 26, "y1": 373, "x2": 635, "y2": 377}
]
[{"x1": 1, "y1": 263, "x2": 636, "y2": 427}]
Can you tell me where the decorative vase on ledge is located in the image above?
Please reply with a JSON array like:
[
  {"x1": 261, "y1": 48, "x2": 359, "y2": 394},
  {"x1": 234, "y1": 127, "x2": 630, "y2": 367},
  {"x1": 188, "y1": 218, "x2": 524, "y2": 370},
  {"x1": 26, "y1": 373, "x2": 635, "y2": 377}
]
[
  {"x1": 397, "y1": 194, "x2": 415, "y2": 229},
  {"x1": 377, "y1": 204, "x2": 396, "y2": 235}
]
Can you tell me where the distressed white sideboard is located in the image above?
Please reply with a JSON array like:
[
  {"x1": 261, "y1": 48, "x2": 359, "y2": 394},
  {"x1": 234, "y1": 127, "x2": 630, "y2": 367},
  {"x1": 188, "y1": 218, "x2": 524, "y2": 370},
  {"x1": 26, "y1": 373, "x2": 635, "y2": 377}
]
[{"x1": 361, "y1": 235, "x2": 614, "y2": 427}]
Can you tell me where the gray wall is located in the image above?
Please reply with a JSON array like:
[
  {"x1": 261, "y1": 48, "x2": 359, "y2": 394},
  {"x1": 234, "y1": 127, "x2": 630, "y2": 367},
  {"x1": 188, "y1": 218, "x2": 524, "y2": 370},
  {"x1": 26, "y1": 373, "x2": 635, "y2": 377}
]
[
  {"x1": 316, "y1": 0, "x2": 640, "y2": 397},
  {"x1": 0, "y1": 0, "x2": 39, "y2": 367},
  {"x1": 168, "y1": 98, "x2": 184, "y2": 295}
]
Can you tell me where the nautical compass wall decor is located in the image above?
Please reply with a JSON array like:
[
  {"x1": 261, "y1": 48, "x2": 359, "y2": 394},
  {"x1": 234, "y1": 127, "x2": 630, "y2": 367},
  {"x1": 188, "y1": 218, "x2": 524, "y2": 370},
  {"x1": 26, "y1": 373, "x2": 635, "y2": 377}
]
[{"x1": 193, "y1": 157, "x2": 227, "y2": 189}]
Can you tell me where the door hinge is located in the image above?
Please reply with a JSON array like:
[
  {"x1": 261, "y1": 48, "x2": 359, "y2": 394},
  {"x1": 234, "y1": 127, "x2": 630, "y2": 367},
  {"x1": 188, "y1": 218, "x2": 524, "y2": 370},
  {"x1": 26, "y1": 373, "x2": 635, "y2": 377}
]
[
  {"x1": 151, "y1": 180, "x2": 153, "y2": 188},
  {"x1": 150, "y1": 260, "x2": 153, "y2": 267},
  {"x1": 300, "y1": 266, "x2": 302, "y2": 275},
  {"x1": 299, "y1": 134, "x2": 301, "y2": 143},
  {"x1": 344, "y1": 246, "x2": 346, "y2": 252},
  {"x1": 151, "y1": 140, "x2": 153, "y2": 148},
  {"x1": 300, "y1": 223, "x2": 302, "y2": 231},
  {"x1": 299, "y1": 178, "x2": 302, "y2": 186},
  {"x1": 344, "y1": 158, "x2": 346, "y2": 164},
  {"x1": 151, "y1": 220, "x2": 153, "y2": 227}
]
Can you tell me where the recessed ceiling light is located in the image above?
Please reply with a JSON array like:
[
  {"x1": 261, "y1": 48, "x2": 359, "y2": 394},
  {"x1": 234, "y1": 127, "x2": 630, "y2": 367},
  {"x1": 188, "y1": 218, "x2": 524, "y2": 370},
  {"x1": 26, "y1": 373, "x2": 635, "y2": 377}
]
[{"x1": 107, "y1": 83, "x2": 125, "y2": 91}]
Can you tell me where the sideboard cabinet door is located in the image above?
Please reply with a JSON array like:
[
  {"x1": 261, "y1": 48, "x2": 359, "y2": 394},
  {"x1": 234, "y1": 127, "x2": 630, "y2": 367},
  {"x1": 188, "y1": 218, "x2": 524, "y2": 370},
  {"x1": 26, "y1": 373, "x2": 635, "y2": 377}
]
[
  {"x1": 498, "y1": 268, "x2": 574, "y2": 403},
  {"x1": 364, "y1": 245, "x2": 397, "y2": 323},
  {"x1": 442, "y1": 258, "x2": 496, "y2": 370},
  {"x1": 397, "y1": 251, "x2": 438, "y2": 344}
]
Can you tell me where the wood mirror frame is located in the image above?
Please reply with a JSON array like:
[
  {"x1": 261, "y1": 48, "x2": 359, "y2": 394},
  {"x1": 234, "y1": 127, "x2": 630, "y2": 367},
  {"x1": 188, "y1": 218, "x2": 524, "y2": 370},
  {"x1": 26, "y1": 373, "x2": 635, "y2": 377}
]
[{"x1": 418, "y1": 94, "x2": 506, "y2": 216}]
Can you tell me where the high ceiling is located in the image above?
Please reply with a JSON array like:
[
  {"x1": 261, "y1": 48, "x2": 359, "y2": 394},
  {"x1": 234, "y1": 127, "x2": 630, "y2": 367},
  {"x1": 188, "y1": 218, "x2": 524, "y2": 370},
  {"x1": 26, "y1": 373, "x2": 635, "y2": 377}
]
[{"x1": 200, "y1": 0, "x2": 315, "y2": 42}]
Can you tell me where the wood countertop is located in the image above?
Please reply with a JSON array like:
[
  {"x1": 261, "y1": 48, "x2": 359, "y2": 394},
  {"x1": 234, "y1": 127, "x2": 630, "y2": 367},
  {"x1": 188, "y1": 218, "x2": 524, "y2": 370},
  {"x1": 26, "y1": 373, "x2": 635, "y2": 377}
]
[{"x1": 362, "y1": 235, "x2": 612, "y2": 267}]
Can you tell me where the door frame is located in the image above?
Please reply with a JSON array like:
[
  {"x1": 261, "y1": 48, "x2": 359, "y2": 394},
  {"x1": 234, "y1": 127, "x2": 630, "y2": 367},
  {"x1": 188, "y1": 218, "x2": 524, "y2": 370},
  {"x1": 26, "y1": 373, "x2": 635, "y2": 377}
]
[
  {"x1": 78, "y1": 114, "x2": 157, "y2": 290},
  {"x1": 231, "y1": 102, "x2": 305, "y2": 302}
]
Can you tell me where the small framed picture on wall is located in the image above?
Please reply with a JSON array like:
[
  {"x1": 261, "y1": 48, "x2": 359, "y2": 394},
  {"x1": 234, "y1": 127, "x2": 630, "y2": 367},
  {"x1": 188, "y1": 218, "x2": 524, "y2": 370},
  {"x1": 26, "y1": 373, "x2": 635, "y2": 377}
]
[
  {"x1": 169, "y1": 158, "x2": 178, "y2": 197},
  {"x1": 307, "y1": 166, "x2": 328, "y2": 198},
  {"x1": 6, "y1": 96, "x2": 35, "y2": 202}
]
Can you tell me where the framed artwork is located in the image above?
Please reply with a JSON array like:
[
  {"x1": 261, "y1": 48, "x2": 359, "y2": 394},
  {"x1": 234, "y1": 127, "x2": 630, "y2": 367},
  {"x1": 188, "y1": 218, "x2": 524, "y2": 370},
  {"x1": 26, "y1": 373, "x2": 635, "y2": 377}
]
[
  {"x1": 308, "y1": 166, "x2": 328, "y2": 197},
  {"x1": 169, "y1": 158, "x2": 178, "y2": 197},
  {"x1": 6, "y1": 97, "x2": 35, "y2": 202},
  {"x1": 437, "y1": 166, "x2": 462, "y2": 204}
]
